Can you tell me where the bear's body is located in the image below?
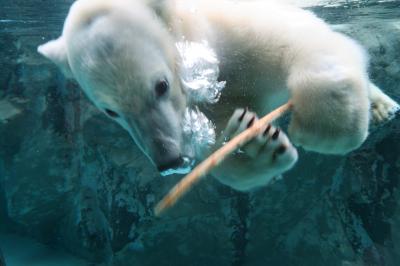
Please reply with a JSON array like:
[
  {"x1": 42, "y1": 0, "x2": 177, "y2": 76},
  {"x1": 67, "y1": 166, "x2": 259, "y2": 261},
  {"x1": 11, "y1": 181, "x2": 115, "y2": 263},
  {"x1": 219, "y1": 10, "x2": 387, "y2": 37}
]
[{"x1": 38, "y1": 0, "x2": 399, "y2": 190}]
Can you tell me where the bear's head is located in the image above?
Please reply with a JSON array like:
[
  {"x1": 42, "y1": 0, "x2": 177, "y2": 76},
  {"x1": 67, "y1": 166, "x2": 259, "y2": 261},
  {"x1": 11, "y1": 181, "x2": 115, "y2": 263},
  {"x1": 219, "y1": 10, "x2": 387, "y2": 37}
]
[{"x1": 38, "y1": 0, "x2": 191, "y2": 175}]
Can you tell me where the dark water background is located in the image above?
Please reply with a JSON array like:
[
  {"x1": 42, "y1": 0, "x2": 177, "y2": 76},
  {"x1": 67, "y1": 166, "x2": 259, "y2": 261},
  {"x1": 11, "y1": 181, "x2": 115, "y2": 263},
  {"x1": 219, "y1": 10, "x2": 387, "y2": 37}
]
[{"x1": 1, "y1": 1, "x2": 400, "y2": 266}]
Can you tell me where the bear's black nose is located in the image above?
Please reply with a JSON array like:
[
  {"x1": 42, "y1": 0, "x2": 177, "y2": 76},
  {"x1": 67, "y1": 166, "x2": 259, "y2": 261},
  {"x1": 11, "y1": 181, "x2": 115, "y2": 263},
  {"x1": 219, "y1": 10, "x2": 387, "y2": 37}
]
[{"x1": 157, "y1": 157, "x2": 184, "y2": 173}]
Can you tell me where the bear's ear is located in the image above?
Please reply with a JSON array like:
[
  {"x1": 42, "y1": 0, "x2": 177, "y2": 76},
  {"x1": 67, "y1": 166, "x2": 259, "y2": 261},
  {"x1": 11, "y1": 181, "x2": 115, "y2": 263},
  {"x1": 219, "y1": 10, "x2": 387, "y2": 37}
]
[{"x1": 38, "y1": 37, "x2": 74, "y2": 79}]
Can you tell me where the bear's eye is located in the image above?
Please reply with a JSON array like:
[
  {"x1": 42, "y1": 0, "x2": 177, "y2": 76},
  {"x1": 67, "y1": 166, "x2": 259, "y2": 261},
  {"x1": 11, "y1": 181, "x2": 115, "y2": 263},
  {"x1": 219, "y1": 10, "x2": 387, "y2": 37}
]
[
  {"x1": 155, "y1": 79, "x2": 169, "y2": 98},
  {"x1": 104, "y1": 108, "x2": 119, "y2": 118}
]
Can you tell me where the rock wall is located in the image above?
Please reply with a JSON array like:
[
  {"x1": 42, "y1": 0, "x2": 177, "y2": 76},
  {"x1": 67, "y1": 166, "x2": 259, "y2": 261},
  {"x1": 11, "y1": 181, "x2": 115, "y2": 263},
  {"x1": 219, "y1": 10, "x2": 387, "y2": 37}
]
[
  {"x1": 0, "y1": 1, "x2": 399, "y2": 266},
  {"x1": 0, "y1": 247, "x2": 5, "y2": 266}
]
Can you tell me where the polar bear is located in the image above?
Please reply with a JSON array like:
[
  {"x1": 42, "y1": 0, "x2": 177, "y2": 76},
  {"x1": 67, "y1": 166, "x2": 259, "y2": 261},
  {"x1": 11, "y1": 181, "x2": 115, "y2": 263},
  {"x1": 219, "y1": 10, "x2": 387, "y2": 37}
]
[{"x1": 38, "y1": 0, "x2": 399, "y2": 191}]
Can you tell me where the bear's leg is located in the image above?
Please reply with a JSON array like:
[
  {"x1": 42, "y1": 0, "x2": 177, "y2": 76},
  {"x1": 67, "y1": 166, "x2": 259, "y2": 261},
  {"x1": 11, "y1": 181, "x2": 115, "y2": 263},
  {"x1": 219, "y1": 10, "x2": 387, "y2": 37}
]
[
  {"x1": 369, "y1": 82, "x2": 400, "y2": 123},
  {"x1": 210, "y1": 108, "x2": 298, "y2": 191},
  {"x1": 287, "y1": 66, "x2": 370, "y2": 154}
]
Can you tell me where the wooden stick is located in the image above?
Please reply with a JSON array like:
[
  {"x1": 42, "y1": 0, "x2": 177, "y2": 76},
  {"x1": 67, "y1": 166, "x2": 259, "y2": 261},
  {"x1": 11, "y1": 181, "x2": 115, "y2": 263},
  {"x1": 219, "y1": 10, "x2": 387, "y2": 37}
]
[{"x1": 154, "y1": 101, "x2": 293, "y2": 216}]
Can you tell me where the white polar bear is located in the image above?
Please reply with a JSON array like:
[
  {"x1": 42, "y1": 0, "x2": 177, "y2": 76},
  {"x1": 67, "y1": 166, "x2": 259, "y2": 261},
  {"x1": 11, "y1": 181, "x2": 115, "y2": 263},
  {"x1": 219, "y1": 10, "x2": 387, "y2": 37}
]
[{"x1": 38, "y1": 0, "x2": 399, "y2": 191}]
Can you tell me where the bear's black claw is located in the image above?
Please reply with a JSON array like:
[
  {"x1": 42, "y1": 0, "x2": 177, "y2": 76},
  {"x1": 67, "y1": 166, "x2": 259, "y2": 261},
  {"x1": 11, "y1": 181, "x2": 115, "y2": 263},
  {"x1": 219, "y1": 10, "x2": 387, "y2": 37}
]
[
  {"x1": 272, "y1": 128, "x2": 280, "y2": 140},
  {"x1": 247, "y1": 115, "x2": 256, "y2": 128},
  {"x1": 263, "y1": 124, "x2": 271, "y2": 136},
  {"x1": 238, "y1": 107, "x2": 248, "y2": 122}
]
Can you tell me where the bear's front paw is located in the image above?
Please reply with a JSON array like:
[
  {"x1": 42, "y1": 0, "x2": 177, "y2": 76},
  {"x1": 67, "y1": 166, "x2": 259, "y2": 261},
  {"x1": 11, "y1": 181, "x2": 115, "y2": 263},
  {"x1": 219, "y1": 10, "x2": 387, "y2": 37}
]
[
  {"x1": 221, "y1": 108, "x2": 298, "y2": 174},
  {"x1": 212, "y1": 108, "x2": 297, "y2": 190}
]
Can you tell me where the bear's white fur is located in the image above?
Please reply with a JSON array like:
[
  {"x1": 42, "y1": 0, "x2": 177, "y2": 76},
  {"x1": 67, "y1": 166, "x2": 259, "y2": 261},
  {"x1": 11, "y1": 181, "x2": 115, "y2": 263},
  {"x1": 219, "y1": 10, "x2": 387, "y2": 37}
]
[{"x1": 38, "y1": 0, "x2": 399, "y2": 190}]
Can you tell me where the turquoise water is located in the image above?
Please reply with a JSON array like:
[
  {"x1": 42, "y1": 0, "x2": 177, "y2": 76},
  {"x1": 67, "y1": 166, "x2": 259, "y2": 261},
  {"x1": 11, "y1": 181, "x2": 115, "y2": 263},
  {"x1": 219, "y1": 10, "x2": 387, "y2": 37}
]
[{"x1": 1, "y1": 1, "x2": 400, "y2": 266}]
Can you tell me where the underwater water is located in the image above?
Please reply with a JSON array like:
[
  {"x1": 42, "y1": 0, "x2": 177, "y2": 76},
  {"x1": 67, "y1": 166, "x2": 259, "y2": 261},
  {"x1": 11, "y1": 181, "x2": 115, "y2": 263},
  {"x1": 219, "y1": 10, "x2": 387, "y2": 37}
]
[{"x1": 0, "y1": 0, "x2": 400, "y2": 265}]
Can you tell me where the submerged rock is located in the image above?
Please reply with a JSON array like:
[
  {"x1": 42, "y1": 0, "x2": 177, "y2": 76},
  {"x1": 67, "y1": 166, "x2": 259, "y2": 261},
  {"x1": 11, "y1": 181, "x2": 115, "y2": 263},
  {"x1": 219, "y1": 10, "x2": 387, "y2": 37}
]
[
  {"x1": 0, "y1": 99, "x2": 21, "y2": 123},
  {"x1": 0, "y1": 248, "x2": 5, "y2": 266}
]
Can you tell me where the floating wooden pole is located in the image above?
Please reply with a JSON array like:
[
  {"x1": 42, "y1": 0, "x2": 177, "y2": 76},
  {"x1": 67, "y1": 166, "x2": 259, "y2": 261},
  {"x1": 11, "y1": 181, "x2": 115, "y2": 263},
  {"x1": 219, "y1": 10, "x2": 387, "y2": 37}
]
[{"x1": 154, "y1": 101, "x2": 293, "y2": 216}]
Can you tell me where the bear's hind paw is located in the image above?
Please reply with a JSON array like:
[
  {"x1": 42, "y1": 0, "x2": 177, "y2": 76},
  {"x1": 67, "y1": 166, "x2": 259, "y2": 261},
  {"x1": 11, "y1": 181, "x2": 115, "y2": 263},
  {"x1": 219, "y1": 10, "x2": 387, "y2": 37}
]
[{"x1": 371, "y1": 94, "x2": 400, "y2": 123}]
